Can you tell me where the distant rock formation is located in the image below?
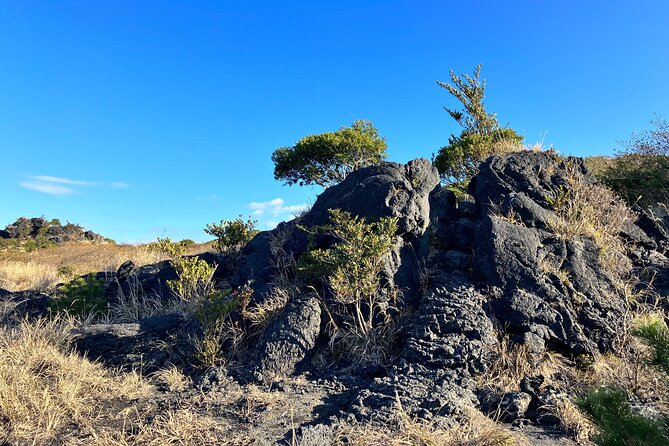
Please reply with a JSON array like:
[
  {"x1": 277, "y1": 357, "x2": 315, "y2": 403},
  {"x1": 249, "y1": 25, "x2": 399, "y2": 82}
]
[{"x1": 0, "y1": 217, "x2": 109, "y2": 244}]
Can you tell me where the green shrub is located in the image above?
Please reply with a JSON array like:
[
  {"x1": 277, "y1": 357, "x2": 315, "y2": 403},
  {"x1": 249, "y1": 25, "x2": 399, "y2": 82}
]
[
  {"x1": 150, "y1": 237, "x2": 216, "y2": 301},
  {"x1": 577, "y1": 387, "x2": 669, "y2": 446},
  {"x1": 433, "y1": 128, "x2": 523, "y2": 188},
  {"x1": 272, "y1": 120, "x2": 388, "y2": 188},
  {"x1": 56, "y1": 265, "x2": 75, "y2": 279},
  {"x1": 151, "y1": 237, "x2": 187, "y2": 258},
  {"x1": 593, "y1": 154, "x2": 669, "y2": 208},
  {"x1": 632, "y1": 318, "x2": 669, "y2": 378},
  {"x1": 433, "y1": 65, "x2": 523, "y2": 190},
  {"x1": 179, "y1": 238, "x2": 196, "y2": 247},
  {"x1": 51, "y1": 273, "x2": 107, "y2": 317},
  {"x1": 167, "y1": 256, "x2": 216, "y2": 302},
  {"x1": 299, "y1": 209, "x2": 399, "y2": 364},
  {"x1": 577, "y1": 318, "x2": 669, "y2": 445},
  {"x1": 588, "y1": 117, "x2": 669, "y2": 208},
  {"x1": 192, "y1": 289, "x2": 239, "y2": 367},
  {"x1": 204, "y1": 216, "x2": 258, "y2": 255}
]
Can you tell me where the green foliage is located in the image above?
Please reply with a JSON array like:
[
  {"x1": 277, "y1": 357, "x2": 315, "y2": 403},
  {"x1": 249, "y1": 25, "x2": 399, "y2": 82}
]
[
  {"x1": 300, "y1": 209, "x2": 398, "y2": 364},
  {"x1": 204, "y1": 216, "x2": 258, "y2": 254},
  {"x1": 151, "y1": 237, "x2": 187, "y2": 258},
  {"x1": 595, "y1": 154, "x2": 669, "y2": 207},
  {"x1": 51, "y1": 273, "x2": 107, "y2": 317},
  {"x1": 437, "y1": 64, "x2": 499, "y2": 135},
  {"x1": 577, "y1": 318, "x2": 669, "y2": 445},
  {"x1": 153, "y1": 237, "x2": 217, "y2": 301},
  {"x1": 588, "y1": 117, "x2": 669, "y2": 207},
  {"x1": 56, "y1": 265, "x2": 75, "y2": 279},
  {"x1": 179, "y1": 239, "x2": 196, "y2": 247},
  {"x1": 23, "y1": 236, "x2": 55, "y2": 252},
  {"x1": 433, "y1": 128, "x2": 523, "y2": 188},
  {"x1": 632, "y1": 318, "x2": 669, "y2": 377},
  {"x1": 167, "y1": 256, "x2": 216, "y2": 302},
  {"x1": 193, "y1": 289, "x2": 239, "y2": 367},
  {"x1": 272, "y1": 120, "x2": 388, "y2": 188},
  {"x1": 434, "y1": 65, "x2": 522, "y2": 189},
  {"x1": 577, "y1": 387, "x2": 669, "y2": 446},
  {"x1": 49, "y1": 218, "x2": 61, "y2": 226}
]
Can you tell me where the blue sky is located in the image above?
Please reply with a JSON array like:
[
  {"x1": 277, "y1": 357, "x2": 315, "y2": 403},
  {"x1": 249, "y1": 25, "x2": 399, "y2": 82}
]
[{"x1": 1, "y1": 1, "x2": 668, "y2": 243}]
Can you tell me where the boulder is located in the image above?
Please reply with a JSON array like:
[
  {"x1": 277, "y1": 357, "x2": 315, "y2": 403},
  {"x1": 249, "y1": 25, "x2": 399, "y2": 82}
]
[
  {"x1": 0, "y1": 290, "x2": 51, "y2": 325},
  {"x1": 254, "y1": 292, "x2": 322, "y2": 379},
  {"x1": 73, "y1": 314, "x2": 194, "y2": 373}
]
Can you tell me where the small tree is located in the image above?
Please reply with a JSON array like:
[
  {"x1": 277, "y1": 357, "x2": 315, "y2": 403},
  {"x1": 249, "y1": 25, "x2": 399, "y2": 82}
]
[
  {"x1": 272, "y1": 120, "x2": 388, "y2": 188},
  {"x1": 205, "y1": 215, "x2": 258, "y2": 254},
  {"x1": 433, "y1": 65, "x2": 522, "y2": 189},
  {"x1": 299, "y1": 209, "x2": 399, "y2": 364}
]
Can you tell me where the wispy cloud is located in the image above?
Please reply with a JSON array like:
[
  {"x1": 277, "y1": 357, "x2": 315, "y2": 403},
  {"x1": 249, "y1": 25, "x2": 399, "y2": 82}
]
[
  {"x1": 19, "y1": 181, "x2": 79, "y2": 196},
  {"x1": 247, "y1": 198, "x2": 307, "y2": 217},
  {"x1": 20, "y1": 175, "x2": 130, "y2": 195},
  {"x1": 32, "y1": 175, "x2": 95, "y2": 186}
]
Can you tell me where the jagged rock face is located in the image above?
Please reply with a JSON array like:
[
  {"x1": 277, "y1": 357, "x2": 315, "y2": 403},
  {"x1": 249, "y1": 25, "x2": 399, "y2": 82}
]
[
  {"x1": 255, "y1": 292, "x2": 322, "y2": 379},
  {"x1": 470, "y1": 152, "x2": 628, "y2": 356},
  {"x1": 301, "y1": 158, "x2": 439, "y2": 237},
  {"x1": 0, "y1": 217, "x2": 106, "y2": 244}
]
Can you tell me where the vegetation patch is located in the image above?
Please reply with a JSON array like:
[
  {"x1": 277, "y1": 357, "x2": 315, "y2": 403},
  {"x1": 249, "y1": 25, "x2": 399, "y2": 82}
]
[{"x1": 300, "y1": 209, "x2": 399, "y2": 365}]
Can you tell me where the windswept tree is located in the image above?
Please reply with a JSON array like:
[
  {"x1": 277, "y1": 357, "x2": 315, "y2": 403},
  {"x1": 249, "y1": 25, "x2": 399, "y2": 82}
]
[
  {"x1": 433, "y1": 65, "x2": 522, "y2": 189},
  {"x1": 272, "y1": 120, "x2": 388, "y2": 188}
]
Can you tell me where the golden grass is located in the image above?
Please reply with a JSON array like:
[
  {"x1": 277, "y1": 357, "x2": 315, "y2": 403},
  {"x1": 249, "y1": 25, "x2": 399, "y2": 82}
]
[
  {"x1": 334, "y1": 403, "x2": 527, "y2": 446},
  {"x1": 542, "y1": 397, "x2": 595, "y2": 444},
  {"x1": 150, "y1": 366, "x2": 192, "y2": 393},
  {"x1": 0, "y1": 241, "x2": 212, "y2": 292},
  {"x1": 69, "y1": 408, "x2": 237, "y2": 446},
  {"x1": 478, "y1": 337, "x2": 575, "y2": 393},
  {"x1": 546, "y1": 161, "x2": 636, "y2": 279},
  {"x1": 0, "y1": 317, "x2": 151, "y2": 445}
]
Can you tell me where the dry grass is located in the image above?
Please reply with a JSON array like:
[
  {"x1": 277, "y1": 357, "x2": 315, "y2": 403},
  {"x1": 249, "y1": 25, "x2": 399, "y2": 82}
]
[
  {"x1": 542, "y1": 397, "x2": 595, "y2": 444},
  {"x1": 241, "y1": 286, "x2": 290, "y2": 330},
  {"x1": 0, "y1": 260, "x2": 60, "y2": 291},
  {"x1": 0, "y1": 241, "x2": 212, "y2": 292},
  {"x1": 546, "y1": 161, "x2": 636, "y2": 279},
  {"x1": 333, "y1": 402, "x2": 527, "y2": 446},
  {"x1": 479, "y1": 337, "x2": 575, "y2": 393},
  {"x1": 65, "y1": 407, "x2": 240, "y2": 446},
  {"x1": 0, "y1": 317, "x2": 151, "y2": 445},
  {"x1": 151, "y1": 366, "x2": 192, "y2": 392}
]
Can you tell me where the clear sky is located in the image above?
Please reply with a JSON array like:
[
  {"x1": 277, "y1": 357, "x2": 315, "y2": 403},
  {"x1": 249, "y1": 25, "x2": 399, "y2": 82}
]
[{"x1": 1, "y1": 1, "x2": 668, "y2": 243}]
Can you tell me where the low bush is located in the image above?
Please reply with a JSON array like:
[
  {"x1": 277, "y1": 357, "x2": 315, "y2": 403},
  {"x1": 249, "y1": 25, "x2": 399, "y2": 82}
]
[
  {"x1": 588, "y1": 116, "x2": 669, "y2": 209},
  {"x1": 434, "y1": 128, "x2": 523, "y2": 188},
  {"x1": 50, "y1": 273, "x2": 107, "y2": 317},
  {"x1": 150, "y1": 237, "x2": 216, "y2": 301},
  {"x1": 299, "y1": 209, "x2": 399, "y2": 365},
  {"x1": 205, "y1": 216, "x2": 258, "y2": 254},
  {"x1": 166, "y1": 256, "x2": 216, "y2": 302},
  {"x1": 576, "y1": 317, "x2": 669, "y2": 445},
  {"x1": 577, "y1": 387, "x2": 669, "y2": 446},
  {"x1": 192, "y1": 289, "x2": 240, "y2": 367}
]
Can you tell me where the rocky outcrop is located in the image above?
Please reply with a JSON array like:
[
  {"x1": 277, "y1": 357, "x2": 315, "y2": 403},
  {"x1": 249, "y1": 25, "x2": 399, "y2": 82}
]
[
  {"x1": 0, "y1": 217, "x2": 108, "y2": 244},
  {"x1": 9, "y1": 151, "x2": 668, "y2": 445},
  {"x1": 73, "y1": 314, "x2": 195, "y2": 373}
]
